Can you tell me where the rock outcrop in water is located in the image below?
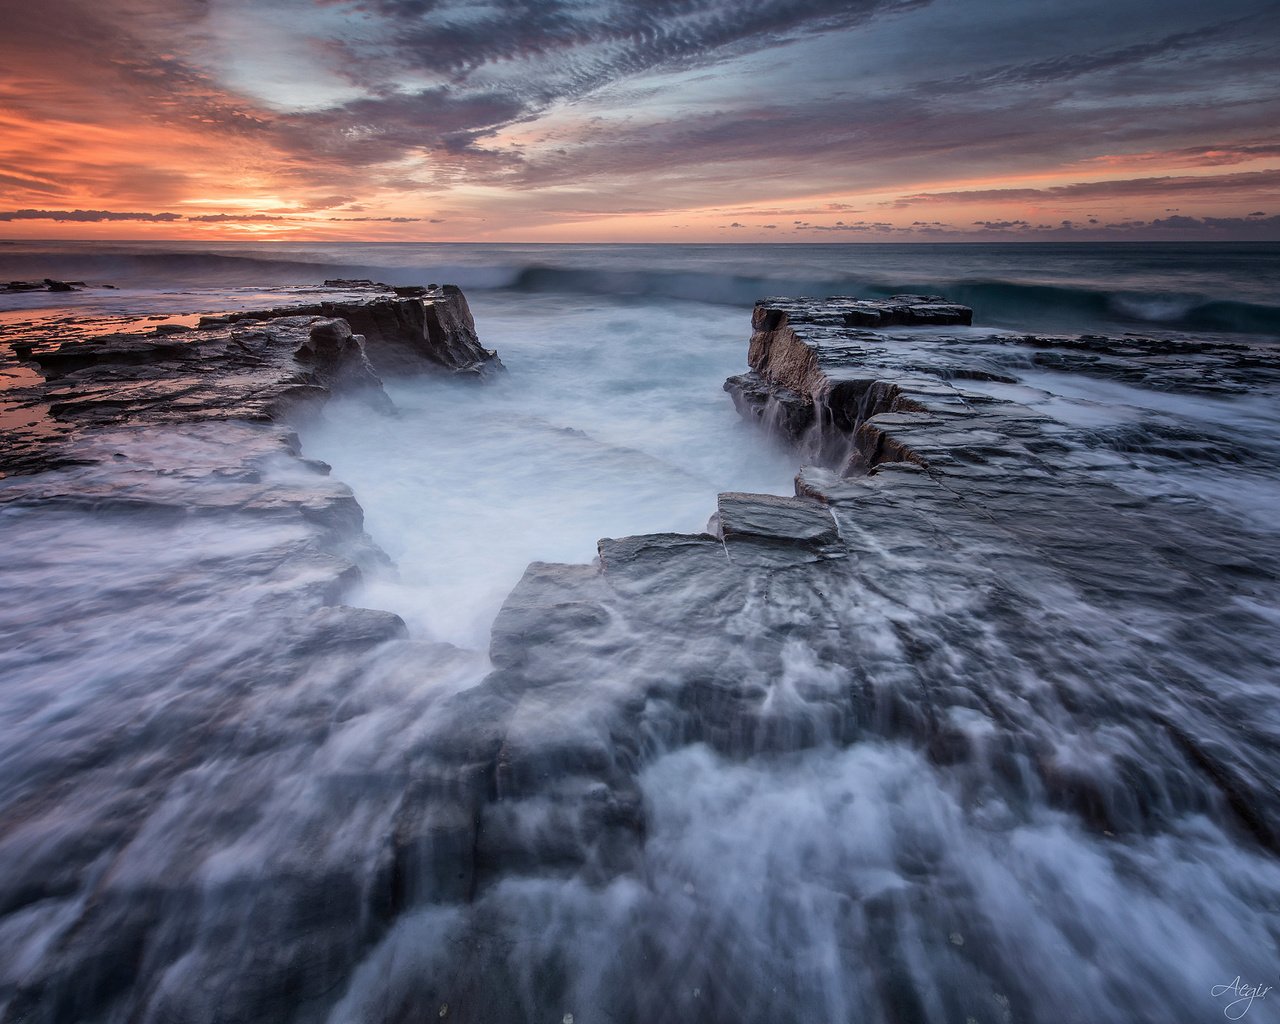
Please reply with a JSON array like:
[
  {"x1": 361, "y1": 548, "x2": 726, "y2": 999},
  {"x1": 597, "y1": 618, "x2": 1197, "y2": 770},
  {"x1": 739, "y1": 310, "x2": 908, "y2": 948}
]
[
  {"x1": 353, "y1": 295, "x2": 1280, "y2": 1022},
  {"x1": 0, "y1": 287, "x2": 499, "y2": 1022},
  {"x1": 0, "y1": 283, "x2": 502, "y2": 476},
  {"x1": 725, "y1": 295, "x2": 981, "y2": 471},
  {"x1": 201, "y1": 282, "x2": 504, "y2": 379}
]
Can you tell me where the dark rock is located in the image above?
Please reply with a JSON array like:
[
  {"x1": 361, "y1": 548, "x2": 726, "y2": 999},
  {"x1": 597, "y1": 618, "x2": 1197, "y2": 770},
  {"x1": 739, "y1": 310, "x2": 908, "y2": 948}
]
[
  {"x1": 834, "y1": 294, "x2": 973, "y2": 327},
  {"x1": 4, "y1": 279, "x2": 95, "y2": 293},
  {"x1": 0, "y1": 308, "x2": 388, "y2": 477},
  {"x1": 322, "y1": 278, "x2": 387, "y2": 289},
  {"x1": 330, "y1": 285, "x2": 504, "y2": 378},
  {"x1": 712, "y1": 491, "x2": 839, "y2": 548},
  {"x1": 206, "y1": 283, "x2": 504, "y2": 380},
  {"x1": 723, "y1": 371, "x2": 814, "y2": 447}
]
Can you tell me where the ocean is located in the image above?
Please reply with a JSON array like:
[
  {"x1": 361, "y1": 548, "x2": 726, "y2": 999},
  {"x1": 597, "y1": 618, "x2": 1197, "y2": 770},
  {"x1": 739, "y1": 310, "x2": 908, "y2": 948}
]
[
  {"x1": 2, "y1": 241, "x2": 1279, "y2": 1023},
  {"x1": 3, "y1": 239, "x2": 1280, "y2": 336}
]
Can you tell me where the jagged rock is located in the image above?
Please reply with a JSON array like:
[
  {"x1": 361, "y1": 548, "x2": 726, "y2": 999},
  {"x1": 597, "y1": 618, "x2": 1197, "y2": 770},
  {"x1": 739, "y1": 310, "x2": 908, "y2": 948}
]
[
  {"x1": 730, "y1": 295, "x2": 1280, "y2": 475},
  {"x1": 835, "y1": 294, "x2": 973, "y2": 327},
  {"x1": 329, "y1": 286, "x2": 504, "y2": 378},
  {"x1": 322, "y1": 278, "x2": 386, "y2": 289},
  {"x1": 722, "y1": 371, "x2": 813, "y2": 447},
  {"x1": 711, "y1": 491, "x2": 839, "y2": 548},
  {"x1": 0, "y1": 282, "x2": 505, "y2": 477},
  {"x1": 204, "y1": 283, "x2": 504, "y2": 379},
  {"x1": 1, "y1": 311, "x2": 387, "y2": 477}
]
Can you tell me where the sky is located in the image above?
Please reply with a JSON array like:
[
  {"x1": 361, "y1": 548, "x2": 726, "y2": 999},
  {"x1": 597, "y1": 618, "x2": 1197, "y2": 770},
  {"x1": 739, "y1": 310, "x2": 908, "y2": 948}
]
[{"x1": 0, "y1": 0, "x2": 1277, "y2": 242}]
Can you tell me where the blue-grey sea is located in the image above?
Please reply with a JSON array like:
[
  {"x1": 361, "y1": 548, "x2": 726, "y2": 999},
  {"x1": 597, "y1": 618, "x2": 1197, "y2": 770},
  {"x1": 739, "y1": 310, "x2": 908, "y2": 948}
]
[{"x1": 2, "y1": 241, "x2": 1278, "y2": 1023}]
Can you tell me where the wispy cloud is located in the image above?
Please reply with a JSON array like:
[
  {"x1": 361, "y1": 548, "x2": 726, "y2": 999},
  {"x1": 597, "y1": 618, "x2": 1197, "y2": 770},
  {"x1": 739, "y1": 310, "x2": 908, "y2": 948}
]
[
  {"x1": 0, "y1": 208, "x2": 183, "y2": 222},
  {"x1": 0, "y1": 0, "x2": 1276, "y2": 238},
  {"x1": 889, "y1": 170, "x2": 1280, "y2": 207}
]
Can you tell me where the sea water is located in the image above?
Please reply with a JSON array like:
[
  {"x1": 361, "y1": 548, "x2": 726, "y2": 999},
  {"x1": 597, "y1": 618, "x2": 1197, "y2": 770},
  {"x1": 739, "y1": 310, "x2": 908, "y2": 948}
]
[{"x1": 1, "y1": 242, "x2": 1278, "y2": 1023}]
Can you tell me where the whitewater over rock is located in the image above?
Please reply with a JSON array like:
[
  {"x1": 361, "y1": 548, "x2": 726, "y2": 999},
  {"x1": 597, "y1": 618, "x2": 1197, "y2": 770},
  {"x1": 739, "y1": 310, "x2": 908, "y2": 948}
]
[{"x1": 2, "y1": 285, "x2": 1279, "y2": 1024}]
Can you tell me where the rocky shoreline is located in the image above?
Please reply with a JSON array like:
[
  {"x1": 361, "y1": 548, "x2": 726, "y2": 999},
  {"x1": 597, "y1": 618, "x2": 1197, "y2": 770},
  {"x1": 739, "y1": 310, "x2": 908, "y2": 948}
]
[
  {"x1": 3, "y1": 284, "x2": 1279, "y2": 1022},
  {"x1": 0, "y1": 282, "x2": 500, "y2": 477}
]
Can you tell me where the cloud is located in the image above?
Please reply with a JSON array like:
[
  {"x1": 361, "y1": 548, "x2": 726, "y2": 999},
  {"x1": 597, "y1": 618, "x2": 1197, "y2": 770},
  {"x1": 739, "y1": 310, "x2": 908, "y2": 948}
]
[
  {"x1": 936, "y1": 16, "x2": 1257, "y2": 91},
  {"x1": 0, "y1": 208, "x2": 182, "y2": 222},
  {"x1": 184, "y1": 213, "x2": 291, "y2": 223},
  {"x1": 1085, "y1": 141, "x2": 1280, "y2": 169},
  {"x1": 0, "y1": 0, "x2": 1277, "y2": 238},
  {"x1": 889, "y1": 169, "x2": 1280, "y2": 207}
]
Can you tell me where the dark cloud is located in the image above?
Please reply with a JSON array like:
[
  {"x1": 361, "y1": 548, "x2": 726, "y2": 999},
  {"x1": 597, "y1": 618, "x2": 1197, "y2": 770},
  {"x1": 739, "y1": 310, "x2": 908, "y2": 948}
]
[
  {"x1": 0, "y1": 208, "x2": 182, "y2": 222},
  {"x1": 0, "y1": 172, "x2": 67, "y2": 197},
  {"x1": 185, "y1": 213, "x2": 291, "y2": 223},
  {"x1": 333, "y1": 0, "x2": 929, "y2": 85},
  {"x1": 937, "y1": 15, "x2": 1258, "y2": 91},
  {"x1": 794, "y1": 221, "x2": 898, "y2": 232},
  {"x1": 284, "y1": 89, "x2": 530, "y2": 168},
  {"x1": 890, "y1": 170, "x2": 1280, "y2": 207}
]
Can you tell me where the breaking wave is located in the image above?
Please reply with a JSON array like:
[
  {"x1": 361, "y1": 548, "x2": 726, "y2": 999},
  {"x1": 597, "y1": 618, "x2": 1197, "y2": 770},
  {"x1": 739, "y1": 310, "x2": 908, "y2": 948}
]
[{"x1": 3, "y1": 243, "x2": 1279, "y2": 337}]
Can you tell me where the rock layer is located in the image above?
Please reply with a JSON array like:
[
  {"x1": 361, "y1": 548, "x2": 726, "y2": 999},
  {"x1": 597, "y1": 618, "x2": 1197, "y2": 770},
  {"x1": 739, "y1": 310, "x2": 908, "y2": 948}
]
[
  {"x1": 0, "y1": 287, "x2": 496, "y2": 1022},
  {"x1": 0, "y1": 284, "x2": 502, "y2": 476},
  {"x1": 3, "y1": 290, "x2": 1280, "y2": 1024},
  {"x1": 345, "y1": 295, "x2": 1280, "y2": 1021},
  {"x1": 200, "y1": 283, "x2": 504, "y2": 379}
]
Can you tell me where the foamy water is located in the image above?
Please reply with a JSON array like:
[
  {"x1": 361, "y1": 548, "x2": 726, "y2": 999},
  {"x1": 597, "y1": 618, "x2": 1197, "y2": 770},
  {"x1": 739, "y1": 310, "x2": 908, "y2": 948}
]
[
  {"x1": 2, "y1": 245, "x2": 1279, "y2": 1023},
  {"x1": 300, "y1": 292, "x2": 797, "y2": 647}
]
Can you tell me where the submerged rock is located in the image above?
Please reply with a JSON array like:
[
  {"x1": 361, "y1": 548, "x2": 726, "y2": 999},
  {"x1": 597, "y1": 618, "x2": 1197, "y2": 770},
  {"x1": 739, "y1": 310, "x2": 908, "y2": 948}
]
[{"x1": 3, "y1": 279, "x2": 95, "y2": 292}]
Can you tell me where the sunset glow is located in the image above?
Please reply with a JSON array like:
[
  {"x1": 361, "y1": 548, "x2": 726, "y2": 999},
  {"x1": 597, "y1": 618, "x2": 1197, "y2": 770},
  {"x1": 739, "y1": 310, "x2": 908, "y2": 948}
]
[{"x1": 1, "y1": 0, "x2": 1277, "y2": 241}]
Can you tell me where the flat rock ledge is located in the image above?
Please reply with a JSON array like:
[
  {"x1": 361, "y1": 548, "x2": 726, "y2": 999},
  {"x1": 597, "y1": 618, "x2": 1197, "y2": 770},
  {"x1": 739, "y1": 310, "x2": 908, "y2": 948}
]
[
  {"x1": 198, "y1": 282, "x2": 504, "y2": 379},
  {"x1": 391, "y1": 294, "x2": 1280, "y2": 970},
  {"x1": 4, "y1": 292, "x2": 1279, "y2": 1021},
  {"x1": 726, "y1": 294, "x2": 1278, "y2": 474},
  {"x1": 0, "y1": 286, "x2": 500, "y2": 1022},
  {"x1": 1, "y1": 283, "x2": 501, "y2": 477}
]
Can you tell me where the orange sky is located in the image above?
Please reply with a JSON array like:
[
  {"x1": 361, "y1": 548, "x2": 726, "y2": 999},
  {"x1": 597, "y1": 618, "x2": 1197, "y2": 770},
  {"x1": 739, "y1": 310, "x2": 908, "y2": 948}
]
[{"x1": 2, "y1": 0, "x2": 1278, "y2": 242}]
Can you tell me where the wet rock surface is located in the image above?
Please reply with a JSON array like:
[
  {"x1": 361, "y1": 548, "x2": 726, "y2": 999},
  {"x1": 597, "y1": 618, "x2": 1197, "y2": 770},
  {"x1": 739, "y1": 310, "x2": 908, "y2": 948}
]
[
  {"x1": 199, "y1": 282, "x2": 504, "y2": 379},
  {"x1": 727, "y1": 295, "x2": 1280, "y2": 473},
  {"x1": 0, "y1": 422, "x2": 486, "y2": 1024},
  {"x1": 0, "y1": 290, "x2": 498, "y2": 1022},
  {"x1": 354, "y1": 296, "x2": 1280, "y2": 1023},
  {"x1": 3, "y1": 290, "x2": 1280, "y2": 1023},
  {"x1": 0, "y1": 283, "x2": 503, "y2": 477}
]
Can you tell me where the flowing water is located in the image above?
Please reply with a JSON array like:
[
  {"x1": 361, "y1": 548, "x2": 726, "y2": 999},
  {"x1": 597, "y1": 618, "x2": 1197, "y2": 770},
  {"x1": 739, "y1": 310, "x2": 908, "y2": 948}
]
[{"x1": 1, "y1": 243, "x2": 1278, "y2": 1023}]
